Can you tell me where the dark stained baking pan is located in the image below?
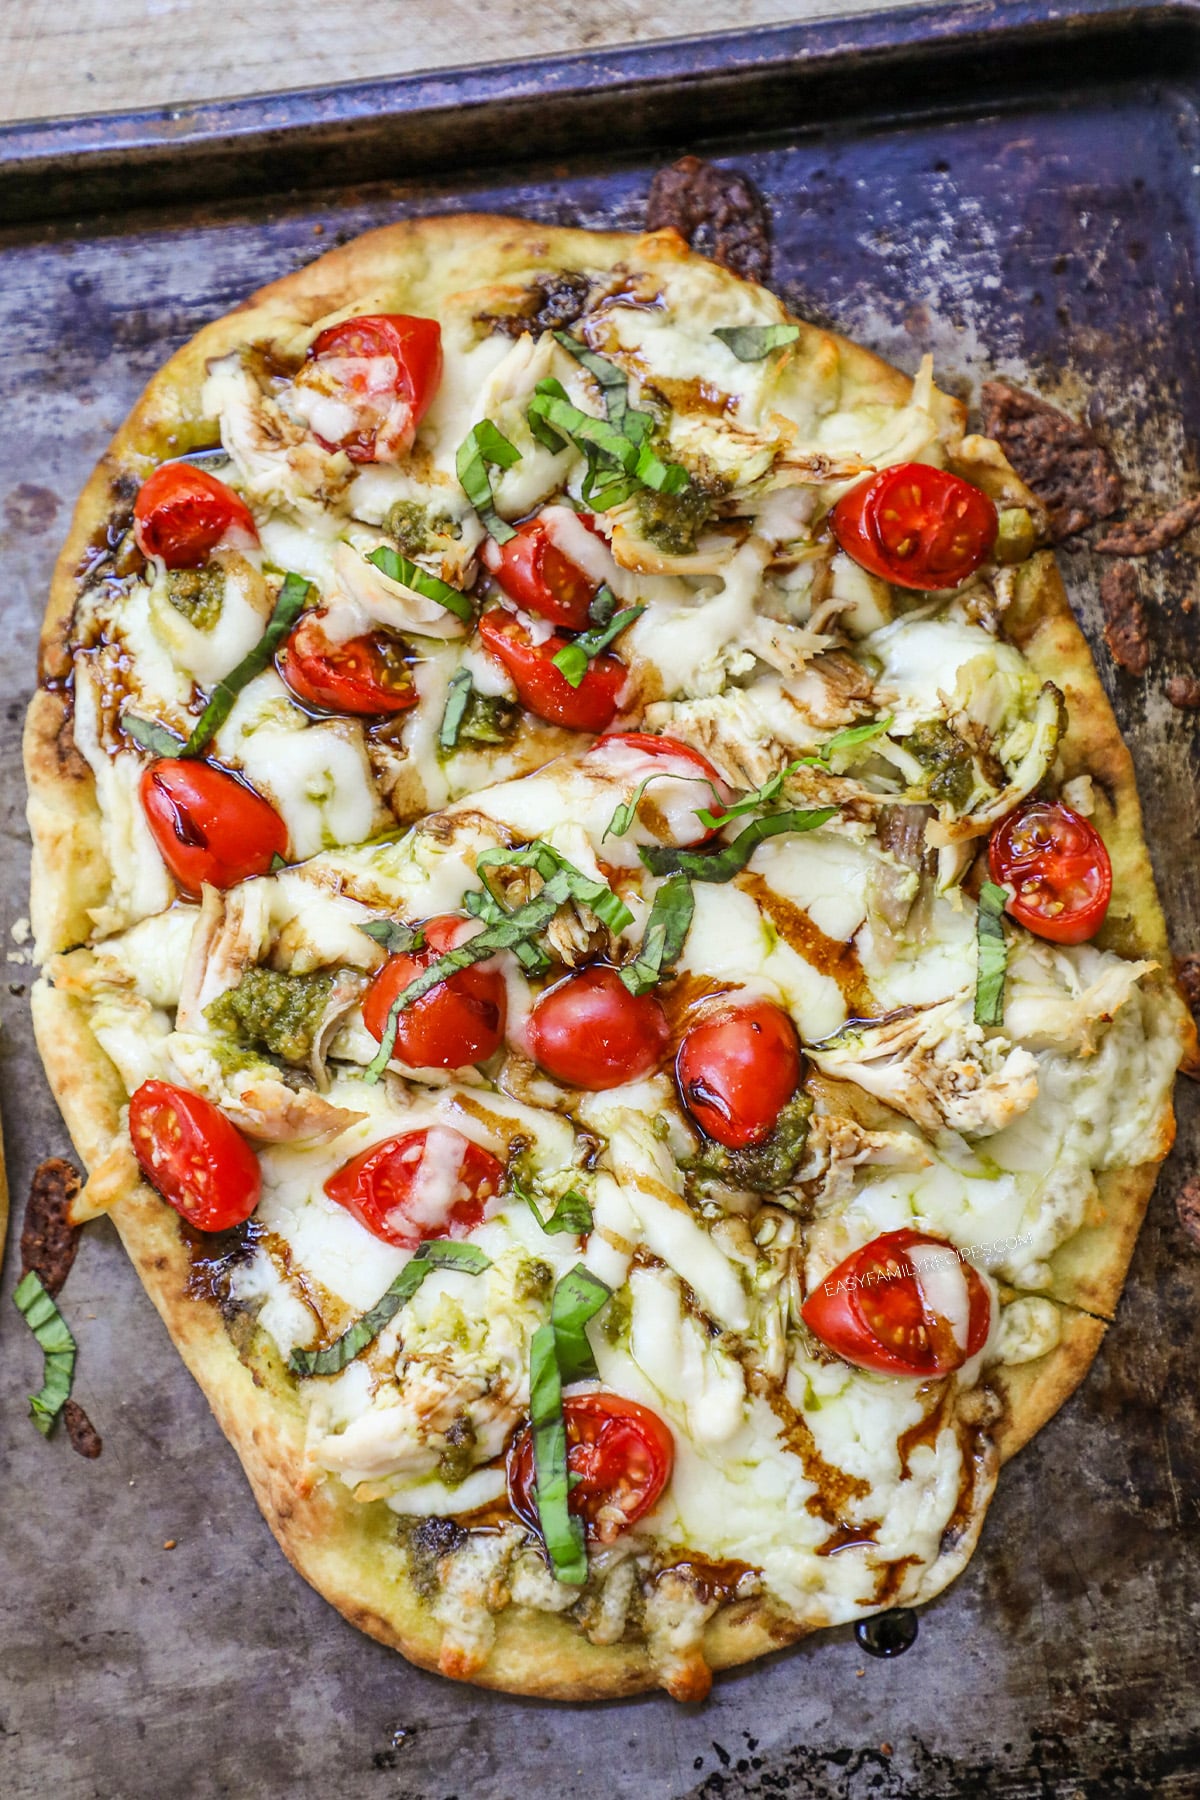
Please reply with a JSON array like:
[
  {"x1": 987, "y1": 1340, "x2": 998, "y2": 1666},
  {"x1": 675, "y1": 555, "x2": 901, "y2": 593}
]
[{"x1": 2, "y1": 2, "x2": 1199, "y2": 1794}]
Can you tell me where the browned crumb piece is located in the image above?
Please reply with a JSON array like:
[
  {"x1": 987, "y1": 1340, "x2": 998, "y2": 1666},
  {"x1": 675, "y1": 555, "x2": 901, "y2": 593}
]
[
  {"x1": 1176, "y1": 1177, "x2": 1200, "y2": 1249},
  {"x1": 1098, "y1": 562, "x2": 1151, "y2": 674},
  {"x1": 1166, "y1": 674, "x2": 1200, "y2": 709},
  {"x1": 980, "y1": 380, "x2": 1123, "y2": 541},
  {"x1": 163, "y1": 1540, "x2": 178, "y2": 1551},
  {"x1": 646, "y1": 155, "x2": 770, "y2": 283},
  {"x1": 20, "y1": 1156, "x2": 82, "y2": 1298},
  {"x1": 1177, "y1": 954, "x2": 1200, "y2": 1017},
  {"x1": 63, "y1": 1399, "x2": 102, "y2": 1460},
  {"x1": 1095, "y1": 493, "x2": 1200, "y2": 556}
]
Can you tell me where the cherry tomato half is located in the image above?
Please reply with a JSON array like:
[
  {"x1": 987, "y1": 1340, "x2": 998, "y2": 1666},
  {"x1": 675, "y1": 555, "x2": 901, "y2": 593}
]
[
  {"x1": 129, "y1": 1079, "x2": 261, "y2": 1231},
  {"x1": 801, "y1": 1228, "x2": 992, "y2": 1377},
  {"x1": 133, "y1": 463, "x2": 258, "y2": 570},
  {"x1": 325, "y1": 1125, "x2": 504, "y2": 1248},
  {"x1": 676, "y1": 999, "x2": 802, "y2": 1149},
  {"x1": 507, "y1": 1392, "x2": 675, "y2": 1544},
  {"x1": 987, "y1": 800, "x2": 1112, "y2": 945},
  {"x1": 482, "y1": 514, "x2": 600, "y2": 630},
  {"x1": 831, "y1": 462, "x2": 998, "y2": 591},
  {"x1": 528, "y1": 965, "x2": 670, "y2": 1090},
  {"x1": 140, "y1": 758, "x2": 288, "y2": 893},
  {"x1": 479, "y1": 611, "x2": 625, "y2": 732},
  {"x1": 589, "y1": 731, "x2": 732, "y2": 844},
  {"x1": 298, "y1": 313, "x2": 443, "y2": 462},
  {"x1": 362, "y1": 916, "x2": 506, "y2": 1070},
  {"x1": 280, "y1": 609, "x2": 416, "y2": 716}
]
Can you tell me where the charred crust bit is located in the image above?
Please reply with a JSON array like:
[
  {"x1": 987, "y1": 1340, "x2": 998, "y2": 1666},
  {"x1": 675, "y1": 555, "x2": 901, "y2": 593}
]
[
  {"x1": 979, "y1": 379, "x2": 1123, "y2": 541},
  {"x1": 398, "y1": 1516, "x2": 467, "y2": 1600},
  {"x1": 478, "y1": 271, "x2": 594, "y2": 339},
  {"x1": 1098, "y1": 562, "x2": 1151, "y2": 675},
  {"x1": 20, "y1": 1157, "x2": 82, "y2": 1297},
  {"x1": 1095, "y1": 492, "x2": 1200, "y2": 557},
  {"x1": 1175, "y1": 1177, "x2": 1200, "y2": 1249},
  {"x1": 54, "y1": 696, "x2": 91, "y2": 784},
  {"x1": 646, "y1": 156, "x2": 771, "y2": 284},
  {"x1": 63, "y1": 1399, "x2": 103, "y2": 1460},
  {"x1": 1165, "y1": 674, "x2": 1200, "y2": 710}
]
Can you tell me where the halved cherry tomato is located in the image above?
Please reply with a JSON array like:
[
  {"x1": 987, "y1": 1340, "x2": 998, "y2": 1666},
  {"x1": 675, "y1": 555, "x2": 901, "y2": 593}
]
[
  {"x1": 676, "y1": 999, "x2": 802, "y2": 1149},
  {"x1": 479, "y1": 611, "x2": 625, "y2": 732},
  {"x1": 482, "y1": 514, "x2": 600, "y2": 630},
  {"x1": 831, "y1": 462, "x2": 998, "y2": 591},
  {"x1": 326, "y1": 1125, "x2": 504, "y2": 1248},
  {"x1": 362, "y1": 915, "x2": 506, "y2": 1070},
  {"x1": 280, "y1": 609, "x2": 416, "y2": 715},
  {"x1": 507, "y1": 1392, "x2": 675, "y2": 1543},
  {"x1": 133, "y1": 463, "x2": 258, "y2": 569},
  {"x1": 801, "y1": 1227, "x2": 992, "y2": 1377},
  {"x1": 528, "y1": 965, "x2": 670, "y2": 1090},
  {"x1": 140, "y1": 759, "x2": 288, "y2": 893},
  {"x1": 128, "y1": 1079, "x2": 261, "y2": 1231},
  {"x1": 988, "y1": 800, "x2": 1112, "y2": 945},
  {"x1": 589, "y1": 731, "x2": 732, "y2": 844},
  {"x1": 296, "y1": 313, "x2": 443, "y2": 462}
]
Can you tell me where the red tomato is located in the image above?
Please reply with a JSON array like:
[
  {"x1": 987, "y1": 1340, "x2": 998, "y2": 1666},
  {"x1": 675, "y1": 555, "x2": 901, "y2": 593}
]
[
  {"x1": 831, "y1": 462, "x2": 998, "y2": 591},
  {"x1": 362, "y1": 915, "x2": 506, "y2": 1069},
  {"x1": 988, "y1": 801, "x2": 1113, "y2": 944},
  {"x1": 133, "y1": 463, "x2": 258, "y2": 569},
  {"x1": 482, "y1": 514, "x2": 600, "y2": 630},
  {"x1": 479, "y1": 611, "x2": 625, "y2": 732},
  {"x1": 676, "y1": 999, "x2": 801, "y2": 1149},
  {"x1": 589, "y1": 731, "x2": 732, "y2": 842},
  {"x1": 280, "y1": 610, "x2": 416, "y2": 715},
  {"x1": 507, "y1": 1392, "x2": 675, "y2": 1544},
  {"x1": 140, "y1": 759, "x2": 288, "y2": 893},
  {"x1": 801, "y1": 1228, "x2": 992, "y2": 1377},
  {"x1": 128, "y1": 1079, "x2": 261, "y2": 1231},
  {"x1": 528, "y1": 965, "x2": 670, "y2": 1090},
  {"x1": 325, "y1": 1126, "x2": 504, "y2": 1248},
  {"x1": 298, "y1": 313, "x2": 443, "y2": 462}
]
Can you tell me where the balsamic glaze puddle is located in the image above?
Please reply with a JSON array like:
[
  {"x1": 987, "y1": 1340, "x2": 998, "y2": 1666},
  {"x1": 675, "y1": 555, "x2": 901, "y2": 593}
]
[{"x1": 854, "y1": 1608, "x2": 919, "y2": 1658}]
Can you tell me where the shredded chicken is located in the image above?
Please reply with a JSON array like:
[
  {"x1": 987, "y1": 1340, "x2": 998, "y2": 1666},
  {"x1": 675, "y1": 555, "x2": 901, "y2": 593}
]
[
  {"x1": 202, "y1": 352, "x2": 352, "y2": 514},
  {"x1": 164, "y1": 1033, "x2": 363, "y2": 1142},
  {"x1": 799, "y1": 1111, "x2": 934, "y2": 1203},
  {"x1": 321, "y1": 538, "x2": 469, "y2": 644}
]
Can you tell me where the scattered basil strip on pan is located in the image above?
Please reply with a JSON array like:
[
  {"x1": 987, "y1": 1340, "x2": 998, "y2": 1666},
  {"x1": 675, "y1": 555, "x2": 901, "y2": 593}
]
[
  {"x1": 713, "y1": 323, "x2": 801, "y2": 361},
  {"x1": 517, "y1": 1177, "x2": 594, "y2": 1237},
  {"x1": 289, "y1": 1241, "x2": 491, "y2": 1377},
  {"x1": 181, "y1": 571, "x2": 311, "y2": 757},
  {"x1": 552, "y1": 332, "x2": 654, "y2": 444},
  {"x1": 531, "y1": 1264, "x2": 612, "y2": 1585},
  {"x1": 439, "y1": 667, "x2": 473, "y2": 749},
  {"x1": 357, "y1": 918, "x2": 424, "y2": 955},
  {"x1": 13, "y1": 1270, "x2": 76, "y2": 1435},
  {"x1": 367, "y1": 545, "x2": 474, "y2": 623},
  {"x1": 974, "y1": 881, "x2": 1010, "y2": 1027},
  {"x1": 456, "y1": 421, "x2": 522, "y2": 544},
  {"x1": 121, "y1": 713, "x2": 185, "y2": 757},
  {"x1": 620, "y1": 872, "x2": 695, "y2": 995},
  {"x1": 474, "y1": 841, "x2": 633, "y2": 934},
  {"x1": 551, "y1": 601, "x2": 644, "y2": 687},
  {"x1": 640, "y1": 807, "x2": 838, "y2": 881}
]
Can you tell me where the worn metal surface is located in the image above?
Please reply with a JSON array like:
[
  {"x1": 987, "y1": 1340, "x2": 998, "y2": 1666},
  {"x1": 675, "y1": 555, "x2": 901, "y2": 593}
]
[{"x1": 2, "y1": 3, "x2": 1200, "y2": 1794}]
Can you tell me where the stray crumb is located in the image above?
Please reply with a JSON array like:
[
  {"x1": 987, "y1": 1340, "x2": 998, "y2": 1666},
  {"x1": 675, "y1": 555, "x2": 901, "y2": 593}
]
[
  {"x1": 11, "y1": 915, "x2": 30, "y2": 944},
  {"x1": 63, "y1": 1398, "x2": 102, "y2": 1459},
  {"x1": 163, "y1": 1539, "x2": 177, "y2": 1551},
  {"x1": 1176, "y1": 1177, "x2": 1200, "y2": 1248},
  {"x1": 1165, "y1": 674, "x2": 1200, "y2": 709},
  {"x1": 313, "y1": 223, "x2": 325, "y2": 235},
  {"x1": 880, "y1": 1743, "x2": 894, "y2": 1756},
  {"x1": 855, "y1": 1667, "x2": 865, "y2": 1677}
]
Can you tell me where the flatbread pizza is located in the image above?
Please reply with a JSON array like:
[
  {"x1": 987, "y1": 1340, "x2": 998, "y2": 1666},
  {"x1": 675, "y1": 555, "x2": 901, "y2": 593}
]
[{"x1": 23, "y1": 214, "x2": 1192, "y2": 1699}]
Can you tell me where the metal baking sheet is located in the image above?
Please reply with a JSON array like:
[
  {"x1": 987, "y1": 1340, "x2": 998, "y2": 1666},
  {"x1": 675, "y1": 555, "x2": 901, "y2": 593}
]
[{"x1": 3, "y1": 3, "x2": 1200, "y2": 1793}]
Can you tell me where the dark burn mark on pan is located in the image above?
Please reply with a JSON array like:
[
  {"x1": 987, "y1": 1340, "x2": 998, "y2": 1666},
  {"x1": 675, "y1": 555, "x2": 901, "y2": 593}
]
[
  {"x1": 646, "y1": 156, "x2": 771, "y2": 283},
  {"x1": 980, "y1": 379, "x2": 1123, "y2": 540}
]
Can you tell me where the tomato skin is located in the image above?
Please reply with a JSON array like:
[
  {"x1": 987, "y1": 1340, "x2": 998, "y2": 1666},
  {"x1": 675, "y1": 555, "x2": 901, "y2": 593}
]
[
  {"x1": 128, "y1": 1079, "x2": 261, "y2": 1231},
  {"x1": 831, "y1": 462, "x2": 998, "y2": 591},
  {"x1": 676, "y1": 999, "x2": 802, "y2": 1149},
  {"x1": 140, "y1": 759, "x2": 288, "y2": 893},
  {"x1": 528, "y1": 965, "x2": 670, "y2": 1090},
  {"x1": 589, "y1": 731, "x2": 731, "y2": 843},
  {"x1": 300, "y1": 313, "x2": 442, "y2": 462},
  {"x1": 482, "y1": 515, "x2": 599, "y2": 630},
  {"x1": 479, "y1": 611, "x2": 625, "y2": 732},
  {"x1": 801, "y1": 1228, "x2": 992, "y2": 1377},
  {"x1": 133, "y1": 463, "x2": 258, "y2": 569},
  {"x1": 280, "y1": 610, "x2": 416, "y2": 715},
  {"x1": 507, "y1": 1392, "x2": 675, "y2": 1543},
  {"x1": 362, "y1": 916, "x2": 506, "y2": 1069},
  {"x1": 325, "y1": 1126, "x2": 504, "y2": 1248},
  {"x1": 988, "y1": 801, "x2": 1112, "y2": 945}
]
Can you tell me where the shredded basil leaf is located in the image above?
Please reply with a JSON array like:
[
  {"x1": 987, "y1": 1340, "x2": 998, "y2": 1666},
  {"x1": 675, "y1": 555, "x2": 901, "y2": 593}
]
[
  {"x1": 588, "y1": 587, "x2": 617, "y2": 628},
  {"x1": 974, "y1": 880, "x2": 1010, "y2": 1027},
  {"x1": 456, "y1": 421, "x2": 522, "y2": 544},
  {"x1": 620, "y1": 872, "x2": 694, "y2": 994},
  {"x1": 551, "y1": 602, "x2": 644, "y2": 687},
  {"x1": 551, "y1": 1264, "x2": 610, "y2": 1384},
  {"x1": 463, "y1": 886, "x2": 549, "y2": 974},
  {"x1": 181, "y1": 571, "x2": 310, "y2": 757},
  {"x1": 357, "y1": 918, "x2": 424, "y2": 955},
  {"x1": 529, "y1": 1264, "x2": 612, "y2": 1584},
  {"x1": 368, "y1": 546, "x2": 473, "y2": 623},
  {"x1": 439, "y1": 667, "x2": 473, "y2": 749},
  {"x1": 808, "y1": 714, "x2": 894, "y2": 765},
  {"x1": 552, "y1": 332, "x2": 654, "y2": 444},
  {"x1": 518, "y1": 1178, "x2": 594, "y2": 1237},
  {"x1": 269, "y1": 852, "x2": 289, "y2": 872},
  {"x1": 713, "y1": 324, "x2": 801, "y2": 361},
  {"x1": 474, "y1": 841, "x2": 633, "y2": 934},
  {"x1": 121, "y1": 713, "x2": 185, "y2": 757},
  {"x1": 603, "y1": 774, "x2": 665, "y2": 842},
  {"x1": 527, "y1": 380, "x2": 689, "y2": 509},
  {"x1": 289, "y1": 1241, "x2": 491, "y2": 1377},
  {"x1": 13, "y1": 1270, "x2": 76, "y2": 1435},
  {"x1": 693, "y1": 762, "x2": 799, "y2": 832},
  {"x1": 640, "y1": 807, "x2": 838, "y2": 881}
]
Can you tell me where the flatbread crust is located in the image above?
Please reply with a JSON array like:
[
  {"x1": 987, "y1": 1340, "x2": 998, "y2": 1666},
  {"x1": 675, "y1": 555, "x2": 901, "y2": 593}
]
[{"x1": 24, "y1": 215, "x2": 1187, "y2": 1697}]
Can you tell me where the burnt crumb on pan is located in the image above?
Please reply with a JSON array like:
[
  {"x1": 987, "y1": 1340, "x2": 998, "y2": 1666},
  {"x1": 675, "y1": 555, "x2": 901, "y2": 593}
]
[
  {"x1": 1175, "y1": 1177, "x2": 1200, "y2": 1249},
  {"x1": 1099, "y1": 562, "x2": 1151, "y2": 674},
  {"x1": 477, "y1": 270, "x2": 593, "y2": 339},
  {"x1": 63, "y1": 1398, "x2": 102, "y2": 1459},
  {"x1": 1165, "y1": 673, "x2": 1200, "y2": 709},
  {"x1": 1177, "y1": 953, "x2": 1200, "y2": 1018},
  {"x1": 980, "y1": 379, "x2": 1123, "y2": 541},
  {"x1": 20, "y1": 1156, "x2": 82, "y2": 1298},
  {"x1": 1095, "y1": 492, "x2": 1200, "y2": 556},
  {"x1": 646, "y1": 155, "x2": 771, "y2": 283}
]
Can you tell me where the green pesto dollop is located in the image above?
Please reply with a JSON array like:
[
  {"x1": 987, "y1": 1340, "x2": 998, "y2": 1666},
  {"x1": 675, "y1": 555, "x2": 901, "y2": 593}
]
[
  {"x1": 513, "y1": 1255, "x2": 555, "y2": 1305},
  {"x1": 385, "y1": 499, "x2": 462, "y2": 559},
  {"x1": 632, "y1": 476, "x2": 719, "y2": 556},
  {"x1": 686, "y1": 1092, "x2": 814, "y2": 1194},
  {"x1": 165, "y1": 564, "x2": 225, "y2": 631},
  {"x1": 905, "y1": 719, "x2": 976, "y2": 810},
  {"x1": 205, "y1": 967, "x2": 334, "y2": 1065},
  {"x1": 437, "y1": 1413, "x2": 478, "y2": 1488},
  {"x1": 458, "y1": 688, "x2": 519, "y2": 747}
]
